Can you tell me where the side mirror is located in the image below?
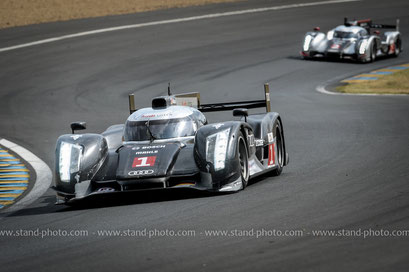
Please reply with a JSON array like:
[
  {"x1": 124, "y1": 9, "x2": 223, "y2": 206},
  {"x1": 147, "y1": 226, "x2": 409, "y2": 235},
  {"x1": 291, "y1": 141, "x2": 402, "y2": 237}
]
[
  {"x1": 233, "y1": 108, "x2": 248, "y2": 122},
  {"x1": 70, "y1": 122, "x2": 86, "y2": 134},
  {"x1": 314, "y1": 26, "x2": 320, "y2": 31}
]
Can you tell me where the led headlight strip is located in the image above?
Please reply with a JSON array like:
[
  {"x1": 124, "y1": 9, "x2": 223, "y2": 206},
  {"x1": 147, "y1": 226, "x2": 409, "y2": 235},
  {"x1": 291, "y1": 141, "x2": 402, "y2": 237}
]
[
  {"x1": 359, "y1": 40, "x2": 368, "y2": 55},
  {"x1": 327, "y1": 30, "x2": 334, "y2": 40},
  {"x1": 59, "y1": 142, "x2": 83, "y2": 182},
  {"x1": 206, "y1": 128, "x2": 230, "y2": 171},
  {"x1": 303, "y1": 35, "x2": 313, "y2": 51}
]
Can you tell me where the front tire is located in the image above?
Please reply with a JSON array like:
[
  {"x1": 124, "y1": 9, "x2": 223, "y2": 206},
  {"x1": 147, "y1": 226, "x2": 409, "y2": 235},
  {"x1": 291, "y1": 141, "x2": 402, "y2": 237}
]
[
  {"x1": 370, "y1": 43, "x2": 376, "y2": 62},
  {"x1": 237, "y1": 133, "x2": 249, "y2": 189}
]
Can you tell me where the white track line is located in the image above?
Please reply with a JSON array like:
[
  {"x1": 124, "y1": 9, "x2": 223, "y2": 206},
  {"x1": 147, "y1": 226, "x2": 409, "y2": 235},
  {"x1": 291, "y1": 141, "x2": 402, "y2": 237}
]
[
  {"x1": 0, "y1": 0, "x2": 360, "y2": 53},
  {"x1": 0, "y1": 139, "x2": 52, "y2": 215}
]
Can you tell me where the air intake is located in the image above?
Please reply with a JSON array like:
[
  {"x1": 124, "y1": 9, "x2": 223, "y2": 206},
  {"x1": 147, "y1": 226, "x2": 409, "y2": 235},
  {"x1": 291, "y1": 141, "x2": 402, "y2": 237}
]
[{"x1": 152, "y1": 96, "x2": 176, "y2": 109}]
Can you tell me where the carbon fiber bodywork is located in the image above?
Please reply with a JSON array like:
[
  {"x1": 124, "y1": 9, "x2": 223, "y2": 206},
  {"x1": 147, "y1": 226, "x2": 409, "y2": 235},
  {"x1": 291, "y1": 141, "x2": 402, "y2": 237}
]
[{"x1": 53, "y1": 95, "x2": 289, "y2": 204}]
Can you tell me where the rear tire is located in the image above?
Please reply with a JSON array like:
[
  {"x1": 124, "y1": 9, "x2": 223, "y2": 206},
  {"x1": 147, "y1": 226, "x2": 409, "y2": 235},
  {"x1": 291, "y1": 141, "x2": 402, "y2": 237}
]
[
  {"x1": 237, "y1": 133, "x2": 249, "y2": 189},
  {"x1": 271, "y1": 122, "x2": 284, "y2": 176}
]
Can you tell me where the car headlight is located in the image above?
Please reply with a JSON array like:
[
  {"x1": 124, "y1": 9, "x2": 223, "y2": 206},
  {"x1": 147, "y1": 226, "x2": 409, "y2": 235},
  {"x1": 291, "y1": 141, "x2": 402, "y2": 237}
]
[
  {"x1": 359, "y1": 40, "x2": 368, "y2": 55},
  {"x1": 327, "y1": 30, "x2": 334, "y2": 40},
  {"x1": 59, "y1": 142, "x2": 83, "y2": 182},
  {"x1": 206, "y1": 128, "x2": 230, "y2": 171},
  {"x1": 303, "y1": 35, "x2": 312, "y2": 51}
]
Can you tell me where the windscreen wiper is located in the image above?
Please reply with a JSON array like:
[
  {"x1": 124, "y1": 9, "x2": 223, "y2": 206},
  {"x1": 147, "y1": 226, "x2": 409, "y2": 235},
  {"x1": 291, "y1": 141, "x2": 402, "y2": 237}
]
[{"x1": 145, "y1": 120, "x2": 157, "y2": 142}]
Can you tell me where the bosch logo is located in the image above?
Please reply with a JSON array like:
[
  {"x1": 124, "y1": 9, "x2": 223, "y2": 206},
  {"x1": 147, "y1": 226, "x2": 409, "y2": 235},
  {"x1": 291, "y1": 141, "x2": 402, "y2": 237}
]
[
  {"x1": 128, "y1": 170, "x2": 154, "y2": 176},
  {"x1": 131, "y1": 145, "x2": 165, "y2": 150}
]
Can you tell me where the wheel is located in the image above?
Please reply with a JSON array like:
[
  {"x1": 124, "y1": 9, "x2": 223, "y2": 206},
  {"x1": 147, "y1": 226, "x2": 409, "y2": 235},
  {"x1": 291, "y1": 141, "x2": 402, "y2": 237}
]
[
  {"x1": 271, "y1": 121, "x2": 284, "y2": 176},
  {"x1": 370, "y1": 43, "x2": 376, "y2": 62},
  {"x1": 237, "y1": 133, "x2": 249, "y2": 189}
]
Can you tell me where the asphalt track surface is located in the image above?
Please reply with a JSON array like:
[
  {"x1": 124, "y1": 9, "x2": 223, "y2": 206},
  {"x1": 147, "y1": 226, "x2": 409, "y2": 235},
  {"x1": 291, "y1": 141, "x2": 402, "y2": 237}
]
[{"x1": 1, "y1": 0, "x2": 409, "y2": 271}]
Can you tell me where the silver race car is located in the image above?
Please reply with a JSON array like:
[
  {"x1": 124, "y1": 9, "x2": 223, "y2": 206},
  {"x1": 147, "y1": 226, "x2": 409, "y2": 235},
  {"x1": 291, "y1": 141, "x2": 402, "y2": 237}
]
[
  {"x1": 301, "y1": 18, "x2": 402, "y2": 62},
  {"x1": 53, "y1": 85, "x2": 289, "y2": 205}
]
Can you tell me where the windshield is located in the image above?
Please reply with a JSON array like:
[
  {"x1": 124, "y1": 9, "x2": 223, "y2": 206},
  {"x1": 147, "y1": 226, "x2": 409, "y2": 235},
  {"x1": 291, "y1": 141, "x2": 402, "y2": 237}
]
[
  {"x1": 124, "y1": 117, "x2": 197, "y2": 141},
  {"x1": 334, "y1": 31, "x2": 358, "y2": 39}
]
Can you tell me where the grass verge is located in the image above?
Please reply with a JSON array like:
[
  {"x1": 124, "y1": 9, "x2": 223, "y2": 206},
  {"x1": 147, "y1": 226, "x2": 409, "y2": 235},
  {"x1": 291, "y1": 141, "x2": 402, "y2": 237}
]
[
  {"x1": 336, "y1": 68, "x2": 409, "y2": 95},
  {"x1": 0, "y1": 0, "x2": 240, "y2": 29}
]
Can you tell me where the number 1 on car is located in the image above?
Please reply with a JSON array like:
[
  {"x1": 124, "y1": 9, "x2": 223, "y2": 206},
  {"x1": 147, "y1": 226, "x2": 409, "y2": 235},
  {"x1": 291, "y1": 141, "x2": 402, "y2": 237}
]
[{"x1": 132, "y1": 156, "x2": 156, "y2": 167}]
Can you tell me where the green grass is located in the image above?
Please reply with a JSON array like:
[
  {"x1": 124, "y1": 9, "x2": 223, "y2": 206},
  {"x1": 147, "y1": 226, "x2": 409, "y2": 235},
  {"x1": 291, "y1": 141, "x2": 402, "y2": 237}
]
[{"x1": 337, "y1": 68, "x2": 409, "y2": 95}]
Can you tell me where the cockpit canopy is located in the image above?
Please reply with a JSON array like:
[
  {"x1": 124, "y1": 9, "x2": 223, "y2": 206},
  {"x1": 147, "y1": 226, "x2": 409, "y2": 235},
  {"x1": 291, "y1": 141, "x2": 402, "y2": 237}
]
[
  {"x1": 334, "y1": 31, "x2": 359, "y2": 39},
  {"x1": 123, "y1": 106, "x2": 206, "y2": 141},
  {"x1": 124, "y1": 117, "x2": 197, "y2": 141},
  {"x1": 332, "y1": 25, "x2": 368, "y2": 39}
]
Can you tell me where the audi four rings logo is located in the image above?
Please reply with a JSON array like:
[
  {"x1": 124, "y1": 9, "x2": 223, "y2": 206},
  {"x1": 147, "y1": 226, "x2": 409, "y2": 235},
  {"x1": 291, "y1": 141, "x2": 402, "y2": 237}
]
[{"x1": 128, "y1": 170, "x2": 154, "y2": 176}]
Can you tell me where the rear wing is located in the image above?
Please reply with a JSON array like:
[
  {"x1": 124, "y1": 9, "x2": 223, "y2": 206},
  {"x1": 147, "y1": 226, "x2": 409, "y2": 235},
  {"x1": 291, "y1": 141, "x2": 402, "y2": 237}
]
[
  {"x1": 175, "y1": 83, "x2": 271, "y2": 113},
  {"x1": 128, "y1": 84, "x2": 272, "y2": 114},
  {"x1": 344, "y1": 17, "x2": 400, "y2": 31}
]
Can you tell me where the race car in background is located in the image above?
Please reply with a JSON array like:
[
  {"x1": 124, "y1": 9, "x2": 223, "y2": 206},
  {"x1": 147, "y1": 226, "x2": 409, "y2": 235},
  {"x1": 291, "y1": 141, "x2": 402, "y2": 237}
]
[
  {"x1": 53, "y1": 85, "x2": 289, "y2": 205},
  {"x1": 301, "y1": 18, "x2": 402, "y2": 63}
]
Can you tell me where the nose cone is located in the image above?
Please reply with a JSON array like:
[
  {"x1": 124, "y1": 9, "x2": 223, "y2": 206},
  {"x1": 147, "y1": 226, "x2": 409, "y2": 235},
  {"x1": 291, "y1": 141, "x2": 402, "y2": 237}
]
[
  {"x1": 327, "y1": 39, "x2": 353, "y2": 52},
  {"x1": 116, "y1": 143, "x2": 182, "y2": 180}
]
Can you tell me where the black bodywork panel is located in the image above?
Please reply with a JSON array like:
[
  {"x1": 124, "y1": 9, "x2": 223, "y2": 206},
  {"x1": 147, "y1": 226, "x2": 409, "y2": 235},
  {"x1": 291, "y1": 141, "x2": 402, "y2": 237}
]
[{"x1": 53, "y1": 97, "x2": 288, "y2": 204}]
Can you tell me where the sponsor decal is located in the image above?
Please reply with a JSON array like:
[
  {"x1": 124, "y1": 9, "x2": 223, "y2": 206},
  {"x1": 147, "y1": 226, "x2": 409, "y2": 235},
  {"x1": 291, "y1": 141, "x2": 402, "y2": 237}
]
[
  {"x1": 70, "y1": 135, "x2": 82, "y2": 140},
  {"x1": 255, "y1": 139, "x2": 264, "y2": 147},
  {"x1": 389, "y1": 43, "x2": 396, "y2": 54},
  {"x1": 141, "y1": 114, "x2": 155, "y2": 118},
  {"x1": 96, "y1": 187, "x2": 115, "y2": 193},
  {"x1": 268, "y1": 143, "x2": 275, "y2": 167},
  {"x1": 331, "y1": 44, "x2": 341, "y2": 49},
  {"x1": 141, "y1": 113, "x2": 172, "y2": 119},
  {"x1": 247, "y1": 134, "x2": 255, "y2": 147},
  {"x1": 141, "y1": 145, "x2": 165, "y2": 149},
  {"x1": 128, "y1": 169, "x2": 154, "y2": 176},
  {"x1": 265, "y1": 92, "x2": 270, "y2": 101},
  {"x1": 212, "y1": 123, "x2": 223, "y2": 129},
  {"x1": 132, "y1": 156, "x2": 156, "y2": 167},
  {"x1": 135, "y1": 150, "x2": 158, "y2": 155},
  {"x1": 175, "y1": 97, "x2": 198, "y2": 108},
  {"x1": 267, "y1": 132, "x2": 274, "y2": 143},
  {"x1": 132, "y1": 145, "x2": 165, "y2": 151}
]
